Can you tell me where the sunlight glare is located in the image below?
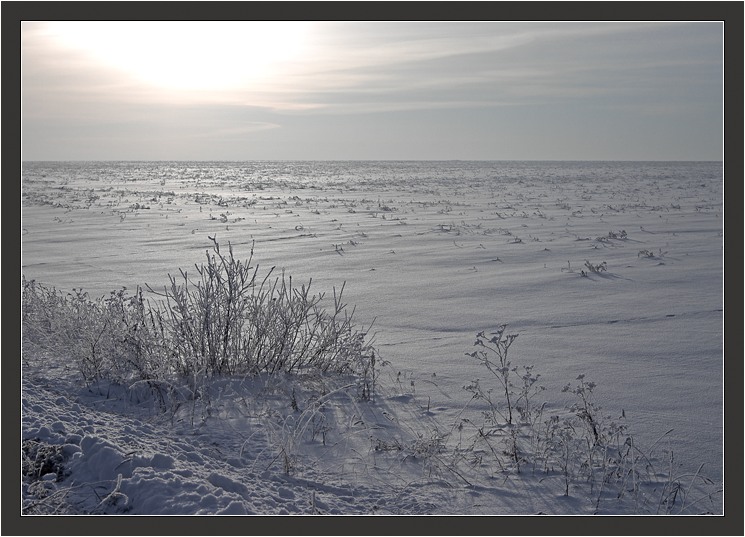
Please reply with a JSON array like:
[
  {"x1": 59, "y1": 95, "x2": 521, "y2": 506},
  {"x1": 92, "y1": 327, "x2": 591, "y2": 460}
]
[{"x1": 47, "y1": 21, "x2": 311, "y2": 92}]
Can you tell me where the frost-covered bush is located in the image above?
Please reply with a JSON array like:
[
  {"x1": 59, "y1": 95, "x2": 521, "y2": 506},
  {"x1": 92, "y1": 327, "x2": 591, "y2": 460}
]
[
  {"x1": 21, "y1": 239, "x2": 379, "y2": 399},
  {"x1": 145, "y1": 238, "x2": 377, "y2": 383},
  {"x1": 21, "y1": 278, "x2": 160, "y2": 386}
]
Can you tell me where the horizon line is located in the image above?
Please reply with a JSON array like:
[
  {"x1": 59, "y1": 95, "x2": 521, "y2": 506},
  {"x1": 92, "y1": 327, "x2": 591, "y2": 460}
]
[{"x1": 21, "y1": 158, "x2": 723, "y2": 163}]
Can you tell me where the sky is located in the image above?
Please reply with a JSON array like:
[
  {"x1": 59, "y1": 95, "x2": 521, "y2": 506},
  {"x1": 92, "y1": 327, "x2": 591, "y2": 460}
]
[{"x1": 21, "y1": 21, "x2": 723, "y2": 161}]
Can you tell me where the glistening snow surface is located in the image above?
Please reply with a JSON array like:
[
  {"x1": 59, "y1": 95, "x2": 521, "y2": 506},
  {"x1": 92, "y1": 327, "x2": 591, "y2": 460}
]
[{"x1": 21, "y1": 161, "x2": 724, "y2": 515}]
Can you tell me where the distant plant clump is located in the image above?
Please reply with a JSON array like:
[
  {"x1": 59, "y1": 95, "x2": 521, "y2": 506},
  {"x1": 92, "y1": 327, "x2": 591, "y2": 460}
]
[{"x1": 582, "y1": 260, "x2": 607, "y2": 276}]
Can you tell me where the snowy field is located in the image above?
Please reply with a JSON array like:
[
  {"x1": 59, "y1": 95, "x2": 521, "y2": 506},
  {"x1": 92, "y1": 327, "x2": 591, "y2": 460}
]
[{"x1": 20, "y1": 160, "x2": 724, "y2": 516}]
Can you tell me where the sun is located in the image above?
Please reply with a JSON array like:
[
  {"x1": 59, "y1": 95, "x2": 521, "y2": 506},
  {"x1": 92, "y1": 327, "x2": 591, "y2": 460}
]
[{"x1": 45, "y1": 21, "x2": 312, "y2": 92}]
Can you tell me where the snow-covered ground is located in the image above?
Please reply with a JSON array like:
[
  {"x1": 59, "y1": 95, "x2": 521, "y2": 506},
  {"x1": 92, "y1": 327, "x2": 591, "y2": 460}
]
[{"x1": 20, "y1": 161, "x2": 724, "y2": 516}]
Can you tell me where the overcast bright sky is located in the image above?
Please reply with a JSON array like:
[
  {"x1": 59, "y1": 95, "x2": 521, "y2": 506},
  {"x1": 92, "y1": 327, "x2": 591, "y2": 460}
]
[{"x1": 21, "y1": 21, "x2": 723, "y2": 161}]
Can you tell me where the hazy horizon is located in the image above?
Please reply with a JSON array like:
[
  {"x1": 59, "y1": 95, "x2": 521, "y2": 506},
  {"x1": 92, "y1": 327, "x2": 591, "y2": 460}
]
[
  {"x1": 21, "y1": 158, "x2": 723, "y2": 163},
  {"x1": 22, "y1": 21, "x2": 723, "y2": 162}
]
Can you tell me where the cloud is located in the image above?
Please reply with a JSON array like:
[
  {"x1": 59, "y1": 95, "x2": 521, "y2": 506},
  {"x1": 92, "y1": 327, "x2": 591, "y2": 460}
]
[
  {"x1": 24, "y1": 21, "x2": 721, "y2": 115},
  {"x1": 237, "y1": 22, "x2": 721, "y2": 115},
  {"x1": 21, "y1": 21, "x2": 723, "y2": 160}
]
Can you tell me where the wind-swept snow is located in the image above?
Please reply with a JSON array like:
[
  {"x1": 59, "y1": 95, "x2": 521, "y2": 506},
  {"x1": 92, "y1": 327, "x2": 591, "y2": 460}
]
[{"x1": 21, "y1": 161, "x2": 724, "y2": 516}]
